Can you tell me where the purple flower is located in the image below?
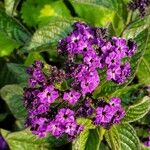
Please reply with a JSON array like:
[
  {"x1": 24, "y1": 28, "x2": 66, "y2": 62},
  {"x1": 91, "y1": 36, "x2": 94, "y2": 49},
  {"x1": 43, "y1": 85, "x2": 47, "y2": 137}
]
[
  {"x1": 110, "y1": 97, "x2": 121, "y2": 108},
  {"x1": 93, "y1": 105, "x2": 114, "y2": 125},
  {"x1": 93, "y1": 97, "x2": 125, "y2": 128},
  {"x1": 105, "y1": 52, "x2": 121, "y2": 67},
  {"x1": 80, "y1": 69, "x2": 100, "y2": 95},
  {"x1": 112, "y1": 108, "x2": 126, "y2": 124},
  {"x1": 65, "y1": 122, "x2": 77, "y2": 136},
  {"x1": 28, "y1": 78, "x2": 37, "y2": 88},
  {"x1": 76, "y1": 99, "x2": 94, "y2": 117},
  {"x1": 106, "y1": 66, "x2": 121, "y2": 81},
  {"x1": 55, "y1": 108, "x2": 75, "y2": 125},
  {"x1": 127, "y1": 39, "x2": 137, "y2": 57},
  {"x1": 34, "y1": 60, "x2": 44, "y2": 69},
  {"x1": 81, "y1": 79, "x2": 99, "y2": 95},
  {"x1": 32, "y1": 68, "x2": 45, "y2": 82},
  {"x1": 119, "y1": 62, "x2": 131, "y2": 84},
  {"x1": 83, "y1": 51, "x2": 101, "y2": 69},
  {"x1": 128, "y1": 0, "x2": 150, "y2": 17},
  {"x1": 144, "y1": 137, "x2": 150, "y2": 147},
  {"x1": 36, "y1": 104, "x2": 49, "y2": 114},
  {"x1": 101, "y1": 42, "x2": 114, "y2": 54},
  {"x1": 47, "y1": 121, "x2": 64, "y2": 138},
  {"x1": 0, "y1": 135, "x2": 8, "y2": 150},
  {"x1": 76, "y1": 125, "x2": 84, "y2": 135},
  {"x1": 37, "y1": 85, "x2": 59, "y2": 104},
  {"x1": 31, "y1": 117, "x2": 48, "y2": 138},
  {"x1": 63, "y1": 90, "x2": 81, "y2": 105},
  {"x1": 113, "y1": 37, "x2": 128, "y2": 58}
]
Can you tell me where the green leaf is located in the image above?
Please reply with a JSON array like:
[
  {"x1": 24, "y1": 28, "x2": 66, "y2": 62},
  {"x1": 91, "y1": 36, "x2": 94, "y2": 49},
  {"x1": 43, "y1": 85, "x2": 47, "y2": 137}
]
[
  {"x1": 76, "y1": 118, "x2": 96, "y2": 129},
  {"x1": 0, "y1": 84, "x2": 27, "y2": 124},
  {"x1": 71, "y1": 0, "x2": 127, "y2": 18},
  {"x1": 72, "y1": 118, "x2": 98, "y2": 150},
  {"x1": 112, "y1": 84, "x2": 147, "y2": 106},
  {"x1": 0, "y1": 128, "x2": 69, "y2": 149},
  {"x1": 70, "y1": 0, "x2": 128, "y2": 35},
  {"x1": 122, "y1": 15, "x2": 150, "y2": 39},
  {"x1": 0, "y1": 129, "x2": 55, "y2": 150},
  {"x1": 72, "y1": 129, "x2": 100, "y2": 150},
  {"x1": 70, "y1": 1, "x2": 115, "y2": 27},
  {"x1": 23, "y1": 18, "x2": 75, "y2": 52},
  {"x1": 122, "y1": 96, "x2": 150, "y2": 123},
  {"x1": 0, "y1": 113, "x2": 8, "y2": 122},
  {"x1": 6, "y1": 63, "x2": 28, "y2": 84},
  {"x1": 0, "y1": 63, "x2": 27, "y2": 88},
  {"x1": 25, "y1": 52, "x2": 44, "y2": 66},
  {"x1": 137, "y1": 57, "x2": 150, "y2": 84},
  {"x1": 123, "y1": 15, "x2": 150, "y2": 84},
  {"x1": 105, "y1": 126, "x2": 121, "y2": 150},
  {"x1": 116, "y1": 123, "x2": 140, "y2": 150},
  {"x1": 0, "y1": 10, "x2": 31, "y2": 45},
  {"x1": 0, "y1": 32, "x2": 19, "y2": 57},
  {"x1": 21, "y1": 0, "x2": 71, "y2": 27},
  {"x1": 137, "y1": 36, "x2": 150, "y2": 84},
  {"x1": 4, "y1": 0, "x2": 16, "y2": 16}
]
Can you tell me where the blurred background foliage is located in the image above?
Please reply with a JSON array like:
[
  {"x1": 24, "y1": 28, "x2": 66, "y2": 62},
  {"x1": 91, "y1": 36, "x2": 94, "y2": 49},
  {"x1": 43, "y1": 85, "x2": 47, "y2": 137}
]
[{"x1": 0, "y1": 0, "x2": 150, "y2": 150}]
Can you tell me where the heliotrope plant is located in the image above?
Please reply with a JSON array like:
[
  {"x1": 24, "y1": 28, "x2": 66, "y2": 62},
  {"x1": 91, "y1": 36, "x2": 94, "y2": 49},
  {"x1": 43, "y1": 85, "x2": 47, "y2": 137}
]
[{"x1": 23, "y1": 22, "x2": 137, "y2": 140}]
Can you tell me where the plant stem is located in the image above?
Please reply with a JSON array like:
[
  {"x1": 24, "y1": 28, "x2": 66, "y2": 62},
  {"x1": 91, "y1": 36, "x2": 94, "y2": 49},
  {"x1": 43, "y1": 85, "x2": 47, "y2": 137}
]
[
  {"x1": 97, "y1": 127, "x2": 106, "y2": 150},
  {"x1": 120, "y1": 11, "x2": 133, "y2": 37}
]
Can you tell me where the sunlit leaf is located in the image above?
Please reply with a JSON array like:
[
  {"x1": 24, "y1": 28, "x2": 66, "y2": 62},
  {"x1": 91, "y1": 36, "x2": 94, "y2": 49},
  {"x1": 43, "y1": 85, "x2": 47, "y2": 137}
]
[
  {"x1": 116, "y1": 123, "x2": 140, "y2": 150},
  {"x1": 122, "y1": 96, "x2": 150, "y2": 123}
]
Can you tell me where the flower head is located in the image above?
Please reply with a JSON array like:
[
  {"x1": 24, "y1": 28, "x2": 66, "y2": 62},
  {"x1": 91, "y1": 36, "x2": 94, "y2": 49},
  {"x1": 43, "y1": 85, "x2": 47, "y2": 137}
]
[{"x1": 37, "y1": 85, "x2": 59, "y2": 104}]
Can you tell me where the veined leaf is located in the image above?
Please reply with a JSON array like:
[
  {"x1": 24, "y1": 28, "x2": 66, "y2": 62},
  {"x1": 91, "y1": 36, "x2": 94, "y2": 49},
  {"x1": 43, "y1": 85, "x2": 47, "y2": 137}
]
[
  {"x1": 0, "y1": 84, "x2": 27, "y2": 124},
  {"x1": 111, "y1": 84, "x2": 148, "y2": 106},
  {"x1": 122, "y1": 96, "x2": 150, "y2": 123},
  {"x1": 137, "y1": 57, "x2": 150, "y2": 84},
  {"x1": 0, "y1": 10, "x2": 31, "y2": 45},
  {"x1": 123, "y1": 15, "x2": 150, "y2": 39},
  {"x1": 116, "y1": 123, "x2": 140, "y2": 150},
  {"x1": 123, "y1": 15, "x2": 150, "y2": 84},
  {"x1": 0, "y1": 129, "x2": 55, "y2": 150},
  {"x1": 23, "y1": 18, "x2": 76, "y2": 52},
  {"x1": 137, "y1": 37, "x2": 150, "y2": 84},
  {"x1": 0, "y1": 63, "x2": 27, "y2": 88},
  {"x1": 105, "y1": 126, "x2": 121, "y2": 150},
  {"x1": 6, "y1": 63, "x2": 28, "y2": 84}
]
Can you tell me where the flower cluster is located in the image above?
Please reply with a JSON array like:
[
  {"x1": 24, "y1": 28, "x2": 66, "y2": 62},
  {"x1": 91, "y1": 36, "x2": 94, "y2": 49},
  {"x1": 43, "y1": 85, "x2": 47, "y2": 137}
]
[
  {"x1": 0, "y1": 135, "x2": 8, "y2": 150},
  {"x1": 24, "y1": 61, "x2": 83, "y2": 139},
  {"x1": 93, "y1": 98, "x2": 125, "y2": 129},
  {"x1": 128, "y1": 0, "x2": 150, "y2": 17},
  {"x1": 58, "y1": 22, "x2": 136, "y2": 87},
  {"x1": 24, "y1": 22, "x2": 136, "y2": 140}
]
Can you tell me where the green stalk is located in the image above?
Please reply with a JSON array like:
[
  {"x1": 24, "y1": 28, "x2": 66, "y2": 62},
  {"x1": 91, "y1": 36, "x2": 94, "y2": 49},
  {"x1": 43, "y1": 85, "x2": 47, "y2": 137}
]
[{"x1": 97, "y1": 127, "x2": 106, "y2": 150}]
